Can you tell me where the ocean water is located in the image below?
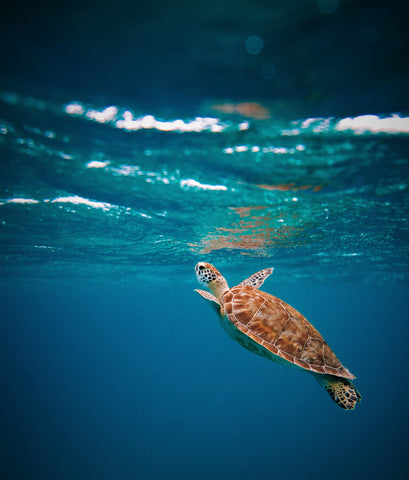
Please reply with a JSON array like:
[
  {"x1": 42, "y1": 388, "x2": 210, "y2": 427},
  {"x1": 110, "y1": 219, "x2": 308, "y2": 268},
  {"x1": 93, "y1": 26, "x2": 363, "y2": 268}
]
[{"x1": 1, "y1": 1, "x2": 409, "y2": 479}]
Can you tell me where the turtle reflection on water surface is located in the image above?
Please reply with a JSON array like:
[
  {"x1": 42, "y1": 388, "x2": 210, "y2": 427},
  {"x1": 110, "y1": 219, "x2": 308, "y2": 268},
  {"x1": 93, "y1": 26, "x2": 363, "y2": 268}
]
[{"x1": 195, "y1": 262, "x2": 361, "y2": 410}]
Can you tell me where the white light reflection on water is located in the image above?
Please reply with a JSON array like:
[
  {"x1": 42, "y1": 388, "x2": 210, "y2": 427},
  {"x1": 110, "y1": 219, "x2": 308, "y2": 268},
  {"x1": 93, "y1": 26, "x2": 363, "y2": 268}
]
[
  {"x1": 282, "y1": 114, "x2": 409, "y2": 136},
  {"x1": 335, "y1": 114, "x2": 409, "y2": 134},
  {"x1": 180, "y1": 179, "x2": 228, "y2": 191},
  {"x1": 1, "y1": 198, "x2": 40, "y2": 205},
  {"x1": 223, "y1": 144, "x2": 306, "y2": 155},
  {"x1": 64, "y1": 102, "x2": 229, "y2": 133},
  {"x1": 0, "y1": 196, "x2": 116, "y2": 212},
  {"x1": 0, "y1": 196, "x2": 156, "y2": 220},
  {"x1": 51, "y1": 196, "x2": 113, "y2": 211},
  {"x1": 86, "y1": 160, "x2": 110, "y2": 169}
]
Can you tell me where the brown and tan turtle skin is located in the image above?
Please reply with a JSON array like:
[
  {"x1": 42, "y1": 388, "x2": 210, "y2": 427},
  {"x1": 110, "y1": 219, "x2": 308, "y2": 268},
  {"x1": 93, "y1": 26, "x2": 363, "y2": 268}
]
[{"x1": 195, "y1": 262, "x2": 361, "y2": 410}]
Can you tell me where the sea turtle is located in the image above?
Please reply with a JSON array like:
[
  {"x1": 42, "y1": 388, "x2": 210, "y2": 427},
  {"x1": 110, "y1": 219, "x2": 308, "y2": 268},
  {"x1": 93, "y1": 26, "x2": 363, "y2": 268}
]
[{"x1": 194, "y1": 262, "x2": 361, "y2": 410}]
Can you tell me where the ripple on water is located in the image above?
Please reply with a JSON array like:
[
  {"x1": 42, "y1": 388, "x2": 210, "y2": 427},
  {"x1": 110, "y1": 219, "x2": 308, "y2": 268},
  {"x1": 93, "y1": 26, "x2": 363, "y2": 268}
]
[{"x1": 0, "y1": 92, "x2": 408, "y2": 282}]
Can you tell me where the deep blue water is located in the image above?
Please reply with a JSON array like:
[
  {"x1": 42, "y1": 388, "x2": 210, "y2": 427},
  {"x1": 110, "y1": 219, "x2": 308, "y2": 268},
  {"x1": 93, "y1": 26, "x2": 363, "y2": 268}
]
[
  {"x1": 1, "y1": 1, "x2": 409, "y2": 479},
  {"x1": 1, "y1": 279, "x2": 408, "y2": 479}
]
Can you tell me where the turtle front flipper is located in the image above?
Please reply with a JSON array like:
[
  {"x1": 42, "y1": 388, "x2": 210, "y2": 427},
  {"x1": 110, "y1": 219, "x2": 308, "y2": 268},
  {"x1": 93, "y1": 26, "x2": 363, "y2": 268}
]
[
  {"x1": 314, "y1": 374, "x2": 362, "y2": 410},
  {"x1": 195, "y1": 289, "x2": 223, "y2": 314},
  {"x1": 239, "y1": 268, "x2": 274, "y2": 289}
]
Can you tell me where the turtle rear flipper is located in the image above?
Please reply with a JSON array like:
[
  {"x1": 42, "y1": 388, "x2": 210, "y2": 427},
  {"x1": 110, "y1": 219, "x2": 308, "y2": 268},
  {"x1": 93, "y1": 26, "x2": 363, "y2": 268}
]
[{"x1": 315, "y1": 374, "x2": 362, "y2": 410}]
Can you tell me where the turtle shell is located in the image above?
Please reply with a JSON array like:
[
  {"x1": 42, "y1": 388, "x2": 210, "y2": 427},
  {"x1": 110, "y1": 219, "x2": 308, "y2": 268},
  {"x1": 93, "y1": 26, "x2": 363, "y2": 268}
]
[{"x1": 223, "y1": 285, "x2": 354, "y2": 379}]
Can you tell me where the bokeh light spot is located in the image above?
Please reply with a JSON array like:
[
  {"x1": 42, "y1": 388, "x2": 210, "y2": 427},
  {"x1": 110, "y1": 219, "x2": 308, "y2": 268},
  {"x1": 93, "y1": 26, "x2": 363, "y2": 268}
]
[{"x1": 245, "y1": 35, "x2": 264, "y2": 55}]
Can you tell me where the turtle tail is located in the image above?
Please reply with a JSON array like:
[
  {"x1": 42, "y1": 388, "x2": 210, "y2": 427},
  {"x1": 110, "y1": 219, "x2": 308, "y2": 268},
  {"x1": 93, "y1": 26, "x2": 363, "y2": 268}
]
[{"x1": 314, "y1": 374, "x2": 362, "y2": 410}]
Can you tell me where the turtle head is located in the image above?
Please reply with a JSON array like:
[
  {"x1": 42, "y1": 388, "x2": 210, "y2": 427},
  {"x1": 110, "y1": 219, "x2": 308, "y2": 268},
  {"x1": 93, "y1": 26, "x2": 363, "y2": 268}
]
[{"x1": 195, "y1": 262, "x2": 229, "y2": 302}]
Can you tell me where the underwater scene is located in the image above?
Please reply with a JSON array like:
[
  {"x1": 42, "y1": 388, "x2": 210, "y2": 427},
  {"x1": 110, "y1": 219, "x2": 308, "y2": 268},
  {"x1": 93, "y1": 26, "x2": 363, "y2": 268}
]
[{"x1": 1, "y1": 1, "x2": 409, "y2": 479}]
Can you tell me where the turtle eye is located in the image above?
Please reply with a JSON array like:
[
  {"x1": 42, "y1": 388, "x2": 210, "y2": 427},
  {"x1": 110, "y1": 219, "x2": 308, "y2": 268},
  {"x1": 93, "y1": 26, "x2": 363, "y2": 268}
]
[{"x1": 198, "y1": 265, "x2": 205, "y2": 271}]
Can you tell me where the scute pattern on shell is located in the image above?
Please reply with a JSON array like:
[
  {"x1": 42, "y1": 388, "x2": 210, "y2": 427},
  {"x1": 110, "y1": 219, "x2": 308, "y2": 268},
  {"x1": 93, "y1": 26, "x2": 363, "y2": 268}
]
[{"x1": 223, "y1": 285, "x2": 354, "y2": 379}]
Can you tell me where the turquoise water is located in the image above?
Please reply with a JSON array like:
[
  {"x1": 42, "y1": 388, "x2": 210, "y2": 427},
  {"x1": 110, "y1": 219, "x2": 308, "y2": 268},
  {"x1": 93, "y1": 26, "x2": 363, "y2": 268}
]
[
  {"x1": 1, "y1": 92, "x2": 408, "y2": 283},
  {"x1": 1, "y1": 1, "x2": 409, "y2": 479}
]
